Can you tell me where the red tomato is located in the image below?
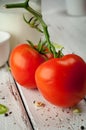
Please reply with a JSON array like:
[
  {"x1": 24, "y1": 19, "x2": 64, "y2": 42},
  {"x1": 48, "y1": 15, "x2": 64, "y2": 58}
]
[
  {"x1": 44, "y1": 47, "x2": 54, "y2": 59},
  {"x1": 44, "y1": 51, "x2": 54, "y2": 59},
  {"x1": 9, "y1": 44, "x2": 46, "y2": 88},
  {"x1": 35, "y1": 54, "x2": 86, "y2": 107}
]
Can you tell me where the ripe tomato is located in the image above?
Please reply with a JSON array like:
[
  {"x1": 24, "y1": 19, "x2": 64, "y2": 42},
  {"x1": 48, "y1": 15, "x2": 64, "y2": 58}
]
[
  {"x1": 9, "y1": 44, "x2": 46, "y2": 88},
  {"x1": 35, "y1": 54, "x2": 86, "y2": 107},
  {"x1": 44, "y1": 48, "x2": 54, "y2": 59}
]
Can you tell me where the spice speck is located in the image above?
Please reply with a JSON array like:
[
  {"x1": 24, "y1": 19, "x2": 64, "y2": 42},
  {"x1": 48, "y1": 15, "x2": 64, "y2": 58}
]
[
  {"x1": 33, "y1": 101, "x2": 45, "y2": 107},
  {"x1": 80, "y1": 125, "x2": 85, "y2": 130},
  {"x1": 4, "y1": 113, "x2": 9, "y2": 117}
]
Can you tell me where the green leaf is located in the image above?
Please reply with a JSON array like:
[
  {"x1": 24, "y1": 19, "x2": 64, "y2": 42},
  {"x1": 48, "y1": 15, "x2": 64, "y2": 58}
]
[
  {"x1": 37, "y1": 39, "x2": 42, "y2": 52},
  {"x1": 27, "y1": 40, "x2": 37, "y2": 51},
  {"x1": 52, "y1": 43, "x2": 63, "y2": 49},
  {"x1": 27, "y1": 40, "x2": 34, "y2": 48},
  {"x1": 0, "y1": 104, "x2": 8, "y2": 114}
]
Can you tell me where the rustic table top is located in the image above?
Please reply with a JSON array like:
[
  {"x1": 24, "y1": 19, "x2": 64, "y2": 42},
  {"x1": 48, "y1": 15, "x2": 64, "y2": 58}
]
[{"x1": 0, "y1": 0, "x2": 86, "y2": 130}]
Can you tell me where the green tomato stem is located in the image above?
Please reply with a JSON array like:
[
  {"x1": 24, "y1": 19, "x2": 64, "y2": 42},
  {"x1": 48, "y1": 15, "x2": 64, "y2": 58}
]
[{"x1": 5, "y1": 0, "x2": 58, "y2": 58}]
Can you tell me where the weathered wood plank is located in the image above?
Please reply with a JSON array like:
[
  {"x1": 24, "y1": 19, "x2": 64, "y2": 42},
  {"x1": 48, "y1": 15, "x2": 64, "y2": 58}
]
[
  {"x1": 16, "y1": 0, "x2": 86, "y2": 130},
  {"x1": 0, "y1": 65, "x2": 33, "y2": 130},
  {"x1": 42, "y1": 0, "x2": 86, "y2": 60},
  {"x1": 17, "y1": 84, "x2": 86, "y2": 130},
  {"x1": 0, "y1": 1, "x2": 86, "y2": 130}
]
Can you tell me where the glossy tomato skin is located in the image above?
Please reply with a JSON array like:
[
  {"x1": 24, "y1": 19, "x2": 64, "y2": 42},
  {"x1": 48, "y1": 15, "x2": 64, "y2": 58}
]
[
  {"x1": 9, "y1": 44, "x2": 46, "y2": 88},
  {"x1": 35, "y1": 54, "x2": 86, "y2": 107},
  {"x1": 44, "y1": 48, "x2": 54, "y2": 59}
]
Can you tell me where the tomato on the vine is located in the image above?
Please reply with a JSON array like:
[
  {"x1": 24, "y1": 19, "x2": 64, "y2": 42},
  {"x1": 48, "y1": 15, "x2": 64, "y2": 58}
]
[
  {"x1": 35, "y1": 54, "x2": 86, "y2": 107},
  {"x1": 9, "y1": 43, "x2": 46, "y2": 88}
]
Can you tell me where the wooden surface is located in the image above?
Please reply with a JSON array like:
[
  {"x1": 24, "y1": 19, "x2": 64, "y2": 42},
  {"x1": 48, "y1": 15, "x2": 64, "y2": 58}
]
[
  {"x1": 0, "y1": 65, "x2": 33, "y2": 130},
  {"x1": 1, "y1": 65, "x2": 86, "y2": 130},
  {"x1": 42, "y1": 0, "x2": 86, "y2": 60},
  {"x1": 0, "y1": 0, "x2": 86, "y2": 130}
]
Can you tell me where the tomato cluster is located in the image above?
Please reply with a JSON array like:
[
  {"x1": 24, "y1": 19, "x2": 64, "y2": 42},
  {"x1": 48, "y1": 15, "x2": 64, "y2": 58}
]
[{"x1": 9, "y1": 43, "x2": 86, "y2": 107}]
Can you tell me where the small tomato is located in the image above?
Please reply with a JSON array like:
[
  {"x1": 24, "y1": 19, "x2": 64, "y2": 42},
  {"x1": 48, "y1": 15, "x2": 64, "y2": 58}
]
[{"x1": 9, "y1": 44, "x2": 46, "y2": 88}]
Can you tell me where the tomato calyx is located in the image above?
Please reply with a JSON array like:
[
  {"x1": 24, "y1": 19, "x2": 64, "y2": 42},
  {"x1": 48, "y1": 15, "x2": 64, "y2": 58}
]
[
  {"x1": 27, "y1": 40, "x2": 47, "y2": 55},
  {"x1": 27, "y1": 39, "x2": 64, "y2": 59}
]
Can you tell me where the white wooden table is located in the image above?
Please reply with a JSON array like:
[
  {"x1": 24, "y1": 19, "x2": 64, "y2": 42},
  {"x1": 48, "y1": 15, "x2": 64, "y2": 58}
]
[{"x1": 0, "y1": 0, "x2": 86, "y2": 130}]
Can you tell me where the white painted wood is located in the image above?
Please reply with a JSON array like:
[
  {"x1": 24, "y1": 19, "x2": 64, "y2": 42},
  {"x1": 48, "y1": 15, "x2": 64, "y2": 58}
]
[
  {"x1": 42, "y1": 0, "x2": 86, "y2": 60},
  {"x1": 0, "y1": 65, "x2": 33, "y2": 130},
  {"x1": 0, "y1": 0, "x2": 86, "y2": 130},
  {"x1": 16, "y1": 0, "x2": 86, "y2": 130},
  {"x1": 17, "y1": 84, "x2": 86, "y2": 130}
]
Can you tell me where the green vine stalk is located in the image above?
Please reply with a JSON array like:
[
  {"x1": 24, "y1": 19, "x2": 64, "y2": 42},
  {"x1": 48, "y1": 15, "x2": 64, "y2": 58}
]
[{"x1": 5, "y1": 0, "x2": 63, "y2": 58}]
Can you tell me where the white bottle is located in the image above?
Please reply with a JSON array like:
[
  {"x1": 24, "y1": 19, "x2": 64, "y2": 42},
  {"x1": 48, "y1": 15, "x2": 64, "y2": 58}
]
[
  {"x1": 66, "y1": 0, "x2": 86, "y2": 16},
  {"x1": 0, "y1": 0, "x2": 41, "y2": 49}
]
